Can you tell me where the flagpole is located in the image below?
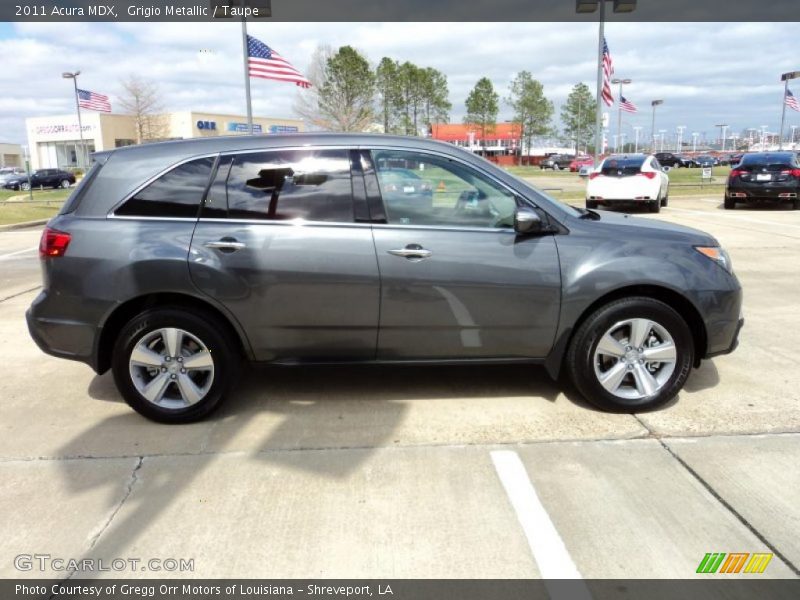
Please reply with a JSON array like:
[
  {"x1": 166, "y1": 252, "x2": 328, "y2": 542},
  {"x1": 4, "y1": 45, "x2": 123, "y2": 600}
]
[
  {"x1": 594, "y1": 0, "x2": 606, "y2": 162},
  {"x1": 779, "y1": 79, "x2": 788, "y2": 150},
  {"x1": 241, "y1": 18, "x2": 253, "y2": 135}
]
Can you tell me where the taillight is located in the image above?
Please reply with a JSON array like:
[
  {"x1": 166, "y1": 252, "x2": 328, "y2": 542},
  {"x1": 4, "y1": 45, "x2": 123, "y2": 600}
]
[
  {"x1": 39, "y1": 227, "x2": 71, "y2": 258},
  {"x1": 729, "y1": 169, "x2": 747, "y2": 179},
  {"x1": 785, "y1": 168, "x2": 800, "y2": 177},
  {"x1": 639, "y1": 172, "x2": 657, "y2": 179}
]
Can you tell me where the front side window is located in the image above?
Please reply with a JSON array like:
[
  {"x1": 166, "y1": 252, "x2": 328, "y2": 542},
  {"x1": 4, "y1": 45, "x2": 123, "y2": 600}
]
[
  {"x1": 372, "y1": 149, "x2": 518, "y2": 229},
  {"x1": 225, "y1": 149, "x2": 354, "y2": 222},
  {"x1": 116, "y1": 156, "x2": 215, "y2": 218}
]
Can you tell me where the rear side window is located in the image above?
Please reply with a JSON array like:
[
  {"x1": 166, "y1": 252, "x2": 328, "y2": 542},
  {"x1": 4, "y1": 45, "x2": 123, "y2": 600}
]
[
  {"x1": 223, "y1": 149, "x2": 354, "y2": 222},
  {"x1": 115, "y1": 157, "x2": 215, "y2": 218},
  {"x1": 60, "y1": 160, "x2": 103, "y2": 215},
  {"x1": 601, "y1": 157, "x2": 645, "y2": 176}
]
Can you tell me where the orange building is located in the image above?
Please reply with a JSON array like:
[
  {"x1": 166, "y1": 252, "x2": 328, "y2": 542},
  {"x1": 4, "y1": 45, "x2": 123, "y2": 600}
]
[{"x1": 429, "y1": 123, "x2": 520, "y2": 157}]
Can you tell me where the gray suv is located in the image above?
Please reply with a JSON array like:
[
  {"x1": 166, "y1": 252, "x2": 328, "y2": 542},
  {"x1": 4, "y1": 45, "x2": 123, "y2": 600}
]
[{"x1": 27, "y1": 134, "x2": 743, "y2": 423}]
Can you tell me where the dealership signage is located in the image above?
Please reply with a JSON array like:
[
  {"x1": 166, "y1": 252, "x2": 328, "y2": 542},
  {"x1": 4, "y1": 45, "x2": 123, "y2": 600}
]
[
  {"x1": 227, "y1": 122, "x2": 263, "y2": 134},
  {"x1": 196, "y1": 120, "x2": 217, "y2": 130},
  {"x1": 269, "y1": 125, "x2": 299, "y2": 134},
  {"x1": 34, "y1": 123, "x2": 94, "y2": 135}
]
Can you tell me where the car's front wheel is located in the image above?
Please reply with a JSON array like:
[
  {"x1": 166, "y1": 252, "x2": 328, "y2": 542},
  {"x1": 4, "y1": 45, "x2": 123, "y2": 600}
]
[
  {"x1": 60, "y1": 179, "x2": 71, "y2": 189},
  {"x1": 112, "y1": 307, "x2": 240, "y2": 423},
  {"x1": 566, "y1": 297, "x2": 694, "y2": 412},
  {"x1": 19, "y1": 182, "x2": 30, "y2": 191}
]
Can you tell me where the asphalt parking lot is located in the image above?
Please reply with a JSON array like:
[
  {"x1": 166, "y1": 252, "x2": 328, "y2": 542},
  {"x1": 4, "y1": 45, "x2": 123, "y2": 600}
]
[{"x1": 0, "y1": 196, "x2": 798, "y2": 580}]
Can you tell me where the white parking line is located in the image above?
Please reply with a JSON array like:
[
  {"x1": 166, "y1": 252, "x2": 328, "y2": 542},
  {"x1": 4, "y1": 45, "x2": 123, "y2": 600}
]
[
  {"x1": 491, "y1": 450, "x2": 592, "y2": 597},
  {"x1": 0, "y1": 246, "x2": 38, "y2": 260},
  {"x1": 668, "y1": 207, "x2": 800, "y2": 229}
]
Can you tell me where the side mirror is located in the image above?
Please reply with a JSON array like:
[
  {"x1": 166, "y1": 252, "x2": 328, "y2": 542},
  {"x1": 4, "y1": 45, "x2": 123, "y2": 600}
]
[{"x1": 514, "y1": 207, "x2": 543, "y2": 235}]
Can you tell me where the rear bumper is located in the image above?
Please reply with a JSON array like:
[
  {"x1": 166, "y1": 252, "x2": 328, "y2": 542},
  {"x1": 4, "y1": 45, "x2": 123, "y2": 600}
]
[
  {"x1": 26, "y1": 291, "x2": 100, "y2": 371},
  {"x1": 727, "y1": 184, "x2": 799, "y2": 200}
]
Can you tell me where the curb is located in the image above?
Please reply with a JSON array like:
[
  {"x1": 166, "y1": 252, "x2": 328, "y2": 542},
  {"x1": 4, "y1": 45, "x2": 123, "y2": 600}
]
[{"x1": 0, "y1": 219, "x2": 49, "y2": 232}]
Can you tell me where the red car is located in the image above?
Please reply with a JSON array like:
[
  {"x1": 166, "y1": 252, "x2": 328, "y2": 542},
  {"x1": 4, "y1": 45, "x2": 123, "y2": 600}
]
[{"x1": 569, "y1": 156, "x2": 594, "y2": 172}]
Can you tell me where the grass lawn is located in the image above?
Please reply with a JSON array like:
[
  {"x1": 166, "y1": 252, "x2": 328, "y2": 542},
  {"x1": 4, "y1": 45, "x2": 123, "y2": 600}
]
[{"x1": 0, "y1": 189, "x2": 70, "y2": 225}]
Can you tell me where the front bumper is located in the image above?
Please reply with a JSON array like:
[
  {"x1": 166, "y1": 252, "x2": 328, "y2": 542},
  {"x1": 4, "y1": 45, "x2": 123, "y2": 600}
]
[{"x1": 706, "y1": 317, "x2": 744, "y2": 359}]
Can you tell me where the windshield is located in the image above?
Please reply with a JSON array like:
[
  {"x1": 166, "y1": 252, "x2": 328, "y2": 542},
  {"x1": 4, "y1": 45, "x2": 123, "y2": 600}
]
[{"x1": 739, "y1": 154, "x2": 796, "y2": 171}]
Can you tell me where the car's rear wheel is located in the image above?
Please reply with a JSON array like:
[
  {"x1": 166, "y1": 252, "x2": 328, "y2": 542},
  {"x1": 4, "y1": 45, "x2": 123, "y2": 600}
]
[
  {"x1": 112, "y1": 307, "x2": 240, "y2": 423},
  {"x1": 566, "y1": 297, "x2": 694, "y2": 412},
  {"x1": 586, "y1": 199, "x2": 598, "y2": 209},
  {"x1": 793, "y1": 197, "x2": 800, "y2": 210},
  {"x1": 648, "y1": 200, "x2": 660, "y2": 213},
  {"x1": 724, "y1": 196, "x2": 736, "y2": 210},
  {"x1": 660, "y1": 193, "x2": 669, "y2": 207}
]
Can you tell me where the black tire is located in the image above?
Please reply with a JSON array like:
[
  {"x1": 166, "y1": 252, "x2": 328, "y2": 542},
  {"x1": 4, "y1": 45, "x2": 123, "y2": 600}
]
[
  {"x1": 60, "y1": 179, "x2": 70, "y2": 189},
  {"x1": 648, "y1": 200, "x2": 660, "y2": 213},
  {"x1": 566, "y1": 297, "x2": 694, "y2": 412},
  {"x1": 586, "y1": 199, "x2": 598, "y2": 209},
  {"x1": 112, "y1": 307, "x2": 240, "y2": 423},
  {"x1": 724, "y1": 196, "x2": 736, "y2": 210},
  {"x1": 660, "y1": 193, "x2": 669, "y2": 207},
  {"x1": 793, "y1": 198, "x2": 800, "y2": 210}
]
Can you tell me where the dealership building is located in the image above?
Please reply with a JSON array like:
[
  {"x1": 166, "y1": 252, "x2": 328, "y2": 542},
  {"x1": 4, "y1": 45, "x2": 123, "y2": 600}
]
[
  {"x1": 0, "y1": 142, "x2": 23, "y2": 168},
  {"x1": 25, "y1": 111, "x2": 305, "y2": 170}
]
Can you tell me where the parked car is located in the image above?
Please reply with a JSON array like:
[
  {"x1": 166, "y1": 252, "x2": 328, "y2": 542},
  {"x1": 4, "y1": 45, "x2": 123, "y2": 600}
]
[
  {"x1": 2, "y1": 168, "x2": 75, "y2": 191},
  {"x1": 0, "y1": 167, "x2": 26, "y2": 185},
  {"x1": 569, "y1": 156, "x2": 594, "y2": 172},
  {"x1": 585, "y1": 154, "x2": 670, "y2": 213},
  {"x1": 578, "y1": 164, "x2": 594, "y2": 178},
  {"x1": 654, "y1": 152, "x2": 684, "y2": 168},
  {"x1": 727, "y1": 153, "x2": 744, "y2": 167},
  {"x1": 725, "y1": 152, "x2": 800, "y2": 210},
  {"x1": 694, "y1": 155, "x2": 717, "y2": 168},
  {"x1": 27, "y1": 134, "x2": 742, "y2": 423},
  {"x1": 676, "y1": 155, "x2": 697, "y2": 168},
  {"x1": 540, "y1": 154, "x2": 574, "y2": 170},
  {"x1": 373, "y1": 167, "x2": 434, "y2": 214}
]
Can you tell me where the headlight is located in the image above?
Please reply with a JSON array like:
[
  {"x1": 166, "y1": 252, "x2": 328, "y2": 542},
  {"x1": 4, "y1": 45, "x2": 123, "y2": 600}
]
[{"x1": 695, "y1": 246, "x2": 733, "y2": 273}]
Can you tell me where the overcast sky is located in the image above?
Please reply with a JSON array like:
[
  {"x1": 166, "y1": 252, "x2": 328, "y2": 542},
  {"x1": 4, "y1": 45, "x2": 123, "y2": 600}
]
[{"x1": 1, "y1": 21, "x2": 798, "y2": 146}]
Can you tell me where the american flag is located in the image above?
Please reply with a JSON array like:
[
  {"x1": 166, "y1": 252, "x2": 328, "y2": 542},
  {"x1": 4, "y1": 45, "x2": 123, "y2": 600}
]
[
  {"x1": 77, "y1": 89, "x2": 111, "y2": 112},
  {"x1": 247, "y1": 35, "x2": 311, "y2": 88},
  {"x1": 601, "y1": 37, "x2": 615, "y2": 107},
  {"x1": 786, "y1": 88, "x2": 800, "y2": 112},
  {"x1": 619, "y1": 96, "x2": 638, "y2": 114}
]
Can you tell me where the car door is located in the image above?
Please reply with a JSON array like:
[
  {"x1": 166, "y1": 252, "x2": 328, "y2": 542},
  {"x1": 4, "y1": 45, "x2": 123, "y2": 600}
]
[
  {"x1": 364, "y1": 148, "x2": 561, "y2": 360},
  {"x1": 188, "y1": 148, "x2": 380, "y2": 362}
]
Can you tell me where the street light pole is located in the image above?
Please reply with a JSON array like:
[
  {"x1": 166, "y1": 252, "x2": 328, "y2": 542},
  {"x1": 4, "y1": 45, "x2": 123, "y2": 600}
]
[
  {"x1": 779, "y1": 71, "x2": 800, "y2": 150},
  {"x1": 692, "y1": 132, "x2": 699, "y2": 153},
  {"x1": 676, "y1": 126, "x2": 685, "y2": 153},
  {"x1": 715, "y1": 123, "x2": 728, "y2": 152},
  {"x1": 62, "y1": 71, "x2": 85, "y2": 169},
  {"x1": 633, "y1": 126, "x2": 642, "y2": 153},
  {"x1": 650, "y1": 99, "x2": 663, "y2": 152},
  {"x1": 659, "y1": 129, "x2": 667, "y2": 152}
]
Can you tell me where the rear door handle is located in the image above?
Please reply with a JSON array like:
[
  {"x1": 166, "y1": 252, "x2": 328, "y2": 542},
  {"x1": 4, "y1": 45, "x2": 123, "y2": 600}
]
[
  {"x1": 388, "y1": 245, "x2": 432, "y2": 260},
  {"x1": 203, "y1": 239, "x2": 246, "y2": 252}
]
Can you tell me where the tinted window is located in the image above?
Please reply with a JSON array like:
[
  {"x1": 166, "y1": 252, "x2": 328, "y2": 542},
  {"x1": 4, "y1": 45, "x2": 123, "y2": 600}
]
[
  {"x1": 373, "y1": 149, "x2": 518, "y2": 229},
  {"x1": 225, "y1": 149, "x2": 354, "y2": 222},
  {"x1": 739, "y1": 153, "x2": 797, "y2": 171},
  {"x1": 601, "y1": 157, "x2": 645, "y2": 176},
  {"x1": 116, "y1": 157, "x2": 215, "y2": 218}
]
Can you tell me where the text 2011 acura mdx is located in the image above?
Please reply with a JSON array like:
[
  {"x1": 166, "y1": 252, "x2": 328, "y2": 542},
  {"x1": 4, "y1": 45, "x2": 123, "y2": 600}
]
[{"x1": 27, "y1": 134, "x2": 743, "y2": 423}]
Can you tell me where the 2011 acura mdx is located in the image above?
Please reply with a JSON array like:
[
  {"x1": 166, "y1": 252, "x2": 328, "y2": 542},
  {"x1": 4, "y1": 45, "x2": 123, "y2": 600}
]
[{"x1": 27, "y1": 134, "x2": 743, "y2": 423}]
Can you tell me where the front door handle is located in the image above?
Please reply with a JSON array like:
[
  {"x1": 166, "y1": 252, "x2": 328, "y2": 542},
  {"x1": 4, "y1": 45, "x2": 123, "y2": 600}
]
[
  {"x1": 204, "y1": 239, "x2": 246, "y2": 252},
  {"x1": 388, "y1": 245, "x2": 432, "y2": 260}
]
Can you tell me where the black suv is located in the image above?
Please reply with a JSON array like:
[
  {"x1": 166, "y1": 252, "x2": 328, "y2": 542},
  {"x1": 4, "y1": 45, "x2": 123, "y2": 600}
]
[
  {"x1": 2, "y1": 168, "x2": 75, "y2": 191},
  {"x1": 725, "y1": 152, "x2": 800, "y2": 209},
  {"x1": 654, "y1": 152, "x2": 684, "y2": 168}
]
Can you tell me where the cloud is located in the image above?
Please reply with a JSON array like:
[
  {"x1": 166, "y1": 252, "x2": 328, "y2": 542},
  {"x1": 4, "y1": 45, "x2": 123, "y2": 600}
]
[{"x1": 0, "y1": 22, "x2": 797, "y2": 145}]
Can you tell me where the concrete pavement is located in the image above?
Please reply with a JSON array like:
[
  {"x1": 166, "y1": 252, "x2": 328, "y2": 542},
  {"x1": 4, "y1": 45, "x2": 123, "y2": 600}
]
[{"x1": 0, "y1": 197, "x2": 798, "y2": 580}]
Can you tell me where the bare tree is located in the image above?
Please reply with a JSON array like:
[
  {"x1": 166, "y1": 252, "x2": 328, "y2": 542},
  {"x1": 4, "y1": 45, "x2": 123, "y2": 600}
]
[
  {"x1": 118, "y1": 75, "x2": 167, "y2": 143},
  {"x1": 294, "y1": 45, "x2": 375, "y2": 132}
]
